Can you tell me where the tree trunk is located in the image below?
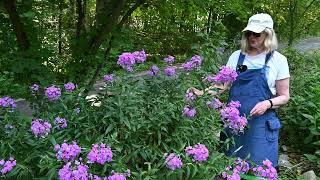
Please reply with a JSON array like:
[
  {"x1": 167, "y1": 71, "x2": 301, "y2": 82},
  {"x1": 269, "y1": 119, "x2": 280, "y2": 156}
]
[
  {"x1": 207, "y1": 6, "x2": 212, "y2": 34},
  {"x1": 58, "y1": 1, "x2": 63, "y2": 54},
  {"x1": 76, "y1": 0, "x2": 86, "y2": 38},
  {"x1": 288, "y1": 0, "x2": 297, "y2": 46},
  {"x1": 83, "y1": 0, "x2": 145, "y2": 96},
  {"x1": 87, "y1": 0, "x2": 126, "y2": 55},
  {"x1": 3, "y1": 0, "x2": 30, "y2": 52}
]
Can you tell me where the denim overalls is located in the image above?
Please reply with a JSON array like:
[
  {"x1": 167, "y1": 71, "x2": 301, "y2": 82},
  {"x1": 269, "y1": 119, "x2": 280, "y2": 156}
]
[{"x1": 225, "y1": 51, "x2": 281, "y2": 167}]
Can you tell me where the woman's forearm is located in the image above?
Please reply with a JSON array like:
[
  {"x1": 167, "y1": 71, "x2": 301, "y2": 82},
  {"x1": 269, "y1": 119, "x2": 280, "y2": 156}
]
[{"x1": 269, "y1": 94, "x2": 290, "y2": 109}]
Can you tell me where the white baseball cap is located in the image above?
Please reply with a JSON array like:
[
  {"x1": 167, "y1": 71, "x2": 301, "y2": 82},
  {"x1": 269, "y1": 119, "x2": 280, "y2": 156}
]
[{"x1": 242, "y1": 13, "x2": 273, "y2": 33}]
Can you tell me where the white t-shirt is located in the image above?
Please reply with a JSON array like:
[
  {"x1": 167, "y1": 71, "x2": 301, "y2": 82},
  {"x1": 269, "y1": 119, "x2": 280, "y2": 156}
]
[{"x1": 226, "y1": 50, "x2": 290, "y2": 95}]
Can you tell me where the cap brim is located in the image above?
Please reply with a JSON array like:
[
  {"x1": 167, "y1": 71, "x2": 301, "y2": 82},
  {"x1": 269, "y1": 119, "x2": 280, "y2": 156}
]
[{"x1": 242, "y1": 25, "x2": 265, "y2": 33}]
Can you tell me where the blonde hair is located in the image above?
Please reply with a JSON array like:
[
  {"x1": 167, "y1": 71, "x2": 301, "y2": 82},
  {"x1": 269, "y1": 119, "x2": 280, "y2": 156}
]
[{"x1": 240, "y1": 28, "x2": 278, "y2": 53}]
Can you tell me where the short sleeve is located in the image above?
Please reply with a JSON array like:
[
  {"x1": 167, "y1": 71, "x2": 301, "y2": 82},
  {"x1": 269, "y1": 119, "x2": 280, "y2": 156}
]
[
  {"x1": 276, "y1": 54, "x2": 290, "y2": 80},
  {"x1": 226, "y1": 50, "x2": 241, "y2": 70}
]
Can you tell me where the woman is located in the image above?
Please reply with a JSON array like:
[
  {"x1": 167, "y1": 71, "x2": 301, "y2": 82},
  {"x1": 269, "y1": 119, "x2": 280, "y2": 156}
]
[{"x1": 193, "y1": 13, "x2": 290, "y2": 168}]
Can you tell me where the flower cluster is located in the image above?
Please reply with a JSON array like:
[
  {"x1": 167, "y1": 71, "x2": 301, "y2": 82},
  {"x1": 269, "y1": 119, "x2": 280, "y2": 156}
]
[
  {"x1": 64, "y1": 82, "x2": 76, "y2": 92},
  {"x1": 30, "y1": 84, "x2": 40, "y2": 93},
  {"x1": 220, "y1": 101, "x2": 248, "y2": 134},
  {"x1": 182, "y1": 55, "x2": 202, "y2": 71},
  {"x1": 165, "y1": 153, "x2": 183, "y2": 170},
  {"x1": 252, "y1": 159, "x2": 278, "y2": 180},
  {"x1": 45, "y1": 85, "x2": 61, "y2": 101},
  {"x1": 54, "y1": 117, "x2": 67, "y2": 129},
  {"x1": 117, "y1": 50, "x2": 147, "y2": 72},
  {"x1": 204, "y1": 75, "x2": 216, "y2": 83},
  {"x1": 212, "y1": 66, "x2": 238, "y2": 83},
  {"x1": 31, "y1": 119, "x2": 52, "y2": 138},
  {"x1": 117, "y1": 52, "x2": 135, "y2": 72},
  {"x1": 185, "y1": 91, "x2": 197, "y2": 102},
  {"x1": 0, "y1": 96, "x2": 16, "y2": 109},
  {"x1": 0, "y1": 157, "x2": 16, "y2": 175},
  {"x1": 58, "y1": 160, "x2": 88, "y2": 180},
  {"x1": 164, "y1": 66, "x2": 176, "y2": 77},
  {"x1": 185, "y1": 144, "x2": 209, "y2": 162},
  {"x1": 103, "y1": 74, "x2": 114, "y2": 82},
  {"x1": 222, "y1": 158, "x2": 249, "y2": 180},
  {"x1": 54, "y1": 141, "x2": 81, "y2": 162},
  {"x1": 220, "y1": 101, "x2": 247, "y2": 134},
  {"x1": 106, "y1": 170, "x2": 131, "y2": 180},
  {"x1": 147, "y1": 65, "x2": 160, "y2": 76},
  {"x1": 182, "y1": 105, "x2": 196, "y2": 118},
  {"x1": 89, "y1": 170, "x2": 130, "y2": 180},
  {"x1": 207, "y1": 98, "x2": 224, "y2": 109},
  {"x1": 132, "y1": 50, "x2": 147, "y2": 63},
  {"x1": 163, "y1": 55, "x2": 175, "y2": 64},
  {"x1": 87, "y1": 143, "x2": 112, "y2": 165}
]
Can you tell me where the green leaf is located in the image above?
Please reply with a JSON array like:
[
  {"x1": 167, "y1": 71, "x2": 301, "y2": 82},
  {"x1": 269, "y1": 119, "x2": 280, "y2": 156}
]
[
  {"x1": 301, "y1": 113, "x2": 314, "y2": 121},
  {"x1": 304, "y1": 154, "x2": 317, "y2": 162},
  {"x1": 240, "y1": 174, "x2": 259, "y2": 180},
  {"x1": 105, "y1": 124, "x2": 114, "y2": 134}
]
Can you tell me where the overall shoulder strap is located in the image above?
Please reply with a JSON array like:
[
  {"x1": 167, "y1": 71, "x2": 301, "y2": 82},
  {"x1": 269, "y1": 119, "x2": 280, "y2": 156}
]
[
  {"x1": 265, "y1": 51, "x2": 274, "y2": 65},
  {"x1": 237, "y1": 52, "x2": 246, "y2": 67}
]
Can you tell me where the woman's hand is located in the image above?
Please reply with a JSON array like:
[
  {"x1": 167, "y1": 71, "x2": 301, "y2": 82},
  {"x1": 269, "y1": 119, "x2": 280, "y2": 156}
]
[
  {"x1": 250, "y1": 100, "x2": 271, "y2": 117},
  {"x1": 188, "y1": 87, "x2": 204, "y2": 96}
]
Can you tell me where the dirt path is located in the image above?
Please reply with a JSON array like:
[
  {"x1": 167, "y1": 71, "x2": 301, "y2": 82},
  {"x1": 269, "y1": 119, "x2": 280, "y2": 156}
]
[
  {"x1": 279, "y1": 37, "x2": 320, "y2": 52},
  {"x1": 294, "y1": 37, "x2": 320, "y2": 52}
]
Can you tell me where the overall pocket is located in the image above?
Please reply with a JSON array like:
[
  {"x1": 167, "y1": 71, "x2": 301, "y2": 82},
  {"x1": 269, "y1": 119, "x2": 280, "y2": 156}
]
[{"x1": 265, "y1": 118, "x2": 281, "y2": 142}]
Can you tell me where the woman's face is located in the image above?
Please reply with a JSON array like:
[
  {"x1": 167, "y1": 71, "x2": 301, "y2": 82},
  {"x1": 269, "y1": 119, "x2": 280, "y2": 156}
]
[{"x1": 245, "y1": 31, "x2": 267, "y2": 50}]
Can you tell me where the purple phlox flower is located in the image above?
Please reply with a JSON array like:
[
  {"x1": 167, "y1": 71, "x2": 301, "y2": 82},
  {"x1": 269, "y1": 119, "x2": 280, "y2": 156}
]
[
  {"x1": 30, "y1": 84, "x2": 40, "y2": 92},
  {"x1": 185, "y1": 144, "x2": 209, "y2": 162},
  {"x1": 222, "y1": 158, "x2": 249, "y2": 180},
  {"x1": 163, "y1": 55, "x2": 175, "y2": 64},
  {"x1": 0, "y1": 157, "x2": 16, "y2": 175},
  {"x1": 234, "y1": 158, "x2": 250, "y2": 173},
  {"x1": 103, "y1": 74, "x2": 114, "y2": 82},
  {"x1": 64, "y1": 82, "x2": 76, "y2": 92},
  {"x1": 0, "y1": 96, "x2": 16, "y2": 109},
  {"x1": 213, "y1": 66, "x2": 238, "y2": 83},
  {"x1": 220, "y1": 102, "x2": 247, "y2": 134},
  {"x1": 54, "y1": 141, "x2": 81, "y2": 162},
  {"x1": 222, "y1": 171, "x2": 241, "y2": 180},
  {"x1": 117, "y1": 52, "x2": 136, "y2": 72},
  {"x1": 182, "y1": 105, "x2": 196, "y2": 118},
  {"x1": 54, "y1": 117, "x2": 67, "y2": 129},
  {"x1": 45, "y1": 85, "x2": 61, "y2": 101},
  {"x1": 58, "y1": 161, "x2": 88, "y2": 180},
  {"x1": 165, "y1": 153, "x2": 183, "y2": 170},
  {"x1": 133, "y1": 50, "x2": 147, "y2": 63},
  {"x1": 87, "y1": 143, "x2": 112, "y2": 165},
  {"x1": 182, "y1": 61, "x2": 194, "y2": 72},
  {"x1": 182, "y1": 55, "x2": 202, "y2": 72},
  {"x1": 31, "y1": 119, "x2": 52, "y2": 138},
  {"x1": 207, "y1": 98, "x2": 224, "y2": 109},
  {"x1": 185, "y1": 91, "x2": 197, "y2": 102},
  {"x1": 164, "y1": 66, "x2": 176, "y2": 76},
  {"x1": 190, "y1": 55, "x2": 202, "y2": 66},
  {"x1": 204, "y1": 75, "x2": 216, "y2": 83},
  {"x1": 252, "y1": 159, "x2": 277, "y2": 180},
  {"x1": 147, "y1": 65, "x2": 160, "y2": 76},
  {"x1": 228, "y1": 101, "x2": 241, "y2": 108},
  {"x1": 89, "y1": 169, "x2": 130, "y2": 180},
  {"x1": 107, "y1": 170, "x2": 131, "y2": 180}
]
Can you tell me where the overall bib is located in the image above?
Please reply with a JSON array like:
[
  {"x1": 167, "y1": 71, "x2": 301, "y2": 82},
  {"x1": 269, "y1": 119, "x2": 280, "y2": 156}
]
[{"x1": 225, "y1": 52, "x2": 281, "y2": 167}]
